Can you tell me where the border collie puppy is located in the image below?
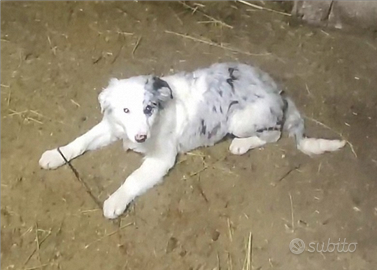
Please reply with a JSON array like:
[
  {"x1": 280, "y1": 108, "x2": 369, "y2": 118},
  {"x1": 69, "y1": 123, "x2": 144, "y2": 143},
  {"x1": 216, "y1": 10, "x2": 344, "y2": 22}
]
[{"x1": 39, "y1": 63, "x2": 346, "y2": 219}]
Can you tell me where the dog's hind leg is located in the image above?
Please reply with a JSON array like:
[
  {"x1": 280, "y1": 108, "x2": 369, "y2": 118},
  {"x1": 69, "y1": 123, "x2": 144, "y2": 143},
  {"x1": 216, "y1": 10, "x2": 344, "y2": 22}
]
[
  {"x1": 229, "y1": 129, "x2": 281, "y2": 155},
  {"x1": 228, "y1": 101, "x2": 283, "y2": 155},
  {"x1": 39, "y1": 119, "x2": 118, "y2": 169},
  {"x1": 229, "y1": 136, "x2": 266, "y2": 155}
]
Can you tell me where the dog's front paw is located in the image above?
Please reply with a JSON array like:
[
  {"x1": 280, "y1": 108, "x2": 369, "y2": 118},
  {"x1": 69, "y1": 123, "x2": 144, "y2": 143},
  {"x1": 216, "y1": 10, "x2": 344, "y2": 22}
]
[
  {"x1": 39, "y1": 149, "x2": 66, "y2": 169},
  {"x1": 103, "y1": 189, "x2": 129, "y2": 219}
]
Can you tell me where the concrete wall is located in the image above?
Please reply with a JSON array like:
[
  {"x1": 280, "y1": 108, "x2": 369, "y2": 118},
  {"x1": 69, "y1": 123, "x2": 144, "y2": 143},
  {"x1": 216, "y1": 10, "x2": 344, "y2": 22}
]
[{"x1": 292, "y1": 1, "x2": 377, "y2": 31}]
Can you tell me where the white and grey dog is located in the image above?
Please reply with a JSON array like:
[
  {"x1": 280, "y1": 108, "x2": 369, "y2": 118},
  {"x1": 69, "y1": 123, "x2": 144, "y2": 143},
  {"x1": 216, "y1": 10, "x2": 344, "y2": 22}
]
[{"x1": 39, "y1": 63, "x2": 346, "y2": 219}]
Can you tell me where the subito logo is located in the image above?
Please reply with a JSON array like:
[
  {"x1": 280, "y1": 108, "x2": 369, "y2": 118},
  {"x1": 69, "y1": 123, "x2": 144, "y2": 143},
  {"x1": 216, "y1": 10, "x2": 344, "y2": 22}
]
[{"x1": 289, "y1": 238, "x2": 305, "y2": 254}]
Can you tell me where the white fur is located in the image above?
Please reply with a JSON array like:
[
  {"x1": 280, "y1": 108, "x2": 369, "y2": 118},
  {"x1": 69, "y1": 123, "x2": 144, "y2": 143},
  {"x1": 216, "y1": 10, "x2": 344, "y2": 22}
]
[
  {"x1": 229, "y1": 136, "x2": 266, "y2": 155},
  {"x1": 297, "y1": 138, "x2": 346, "y2": 155},
  {"x1": 39, "y1": 63, "x2": 346, "y2": 219}
]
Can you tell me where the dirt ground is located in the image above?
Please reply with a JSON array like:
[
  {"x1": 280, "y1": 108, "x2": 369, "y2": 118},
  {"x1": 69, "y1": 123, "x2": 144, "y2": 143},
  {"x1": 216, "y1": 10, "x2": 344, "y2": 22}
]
[{"x1": 1, "y1": 2, "x2": 377, "y2": 270}]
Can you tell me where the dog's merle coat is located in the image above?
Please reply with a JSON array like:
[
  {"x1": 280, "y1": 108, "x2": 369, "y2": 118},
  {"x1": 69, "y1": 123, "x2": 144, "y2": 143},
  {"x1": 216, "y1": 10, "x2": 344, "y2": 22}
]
[
  {"x1": 152, "y1": 63, "x2": 285, "y2": 152},
  {"x1": 39, "y1": 63, "x2": 346, "y2": 219}
]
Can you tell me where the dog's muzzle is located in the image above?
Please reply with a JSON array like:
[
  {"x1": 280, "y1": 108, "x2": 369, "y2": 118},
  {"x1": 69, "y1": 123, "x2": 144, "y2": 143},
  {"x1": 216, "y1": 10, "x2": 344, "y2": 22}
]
[{"x1": 135, "y1": 134, "x2": 147, "y2": 143}]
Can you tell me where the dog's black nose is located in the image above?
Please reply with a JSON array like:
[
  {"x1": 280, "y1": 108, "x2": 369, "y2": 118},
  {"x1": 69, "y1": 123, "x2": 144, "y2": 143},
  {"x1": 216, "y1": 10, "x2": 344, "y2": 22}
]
[{"x1": 135, "y1": 134, "x2": 147, "y2": 143}]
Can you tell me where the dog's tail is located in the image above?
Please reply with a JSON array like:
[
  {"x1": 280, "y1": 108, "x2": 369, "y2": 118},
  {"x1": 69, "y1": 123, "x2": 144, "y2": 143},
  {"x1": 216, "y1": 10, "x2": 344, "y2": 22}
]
[{"x1": 283, "y1": 97, "x2": 346, "y2": 155}]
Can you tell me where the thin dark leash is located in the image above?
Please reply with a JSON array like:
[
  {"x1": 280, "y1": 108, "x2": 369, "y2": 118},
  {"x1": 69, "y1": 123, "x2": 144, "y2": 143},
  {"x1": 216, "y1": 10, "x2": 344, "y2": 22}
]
[{"x1": 57, "y1": 148, "x2": 102, "y2": 209}]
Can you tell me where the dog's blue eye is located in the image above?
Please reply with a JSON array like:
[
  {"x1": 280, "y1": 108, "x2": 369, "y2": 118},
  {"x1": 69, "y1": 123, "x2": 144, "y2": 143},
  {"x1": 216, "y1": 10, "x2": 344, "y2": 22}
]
[
  {"x1": 123, "y1": 108, "x2": 130, "y2": 113},
  {"x1": 144, "y1": 105, "x2": 153, "y2": 115}
]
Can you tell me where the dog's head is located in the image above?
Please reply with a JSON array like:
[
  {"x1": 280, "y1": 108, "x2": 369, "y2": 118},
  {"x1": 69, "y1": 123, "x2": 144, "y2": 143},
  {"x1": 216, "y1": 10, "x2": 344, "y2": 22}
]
[{"x1": 98, "y1": 75, "x2": 173, "y2": 143}]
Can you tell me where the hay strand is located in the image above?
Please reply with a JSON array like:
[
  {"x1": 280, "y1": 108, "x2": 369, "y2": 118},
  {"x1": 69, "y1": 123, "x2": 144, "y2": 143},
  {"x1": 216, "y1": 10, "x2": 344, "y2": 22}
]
[
  {"x1": 242, "y1": 232, "x2": 253, "y2": 270},
  {"x1": 84, "y1": 222, "x2": 134, "y2": 249},
  {"x1": 180, "y1": 2, "x2": 233, "y2": 29},
  {"x1": 132, "y1": 36, "x2": 142, "y2": 58},
  {"x1": 289, "y1": 192, "x2": 295, "y2": 232},
  {"x1": 165, "y1": 30, "x2": 270, "y2": 57},
  {"x1": 237, "y1": 0, "x2": 291, "y2": 17}
]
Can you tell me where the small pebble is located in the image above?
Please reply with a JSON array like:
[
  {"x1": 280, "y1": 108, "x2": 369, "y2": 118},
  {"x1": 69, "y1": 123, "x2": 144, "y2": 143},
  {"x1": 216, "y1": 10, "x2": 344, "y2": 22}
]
[
  {"x1": 166, "y1": 237, "x2": 178, "y2": 253},
  {"x1": 211, "y1": 229, "x2": 220, "y2": 241}
]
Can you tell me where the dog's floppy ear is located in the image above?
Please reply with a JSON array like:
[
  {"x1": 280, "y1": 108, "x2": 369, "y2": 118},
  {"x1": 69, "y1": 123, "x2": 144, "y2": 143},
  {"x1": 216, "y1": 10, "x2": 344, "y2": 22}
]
[
  {"x1": 150, "y1": 76, "x2": 173, "y2": 102},
  {"x1": 98, "y1": 78, "x2": 118, "y2": 113}
]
